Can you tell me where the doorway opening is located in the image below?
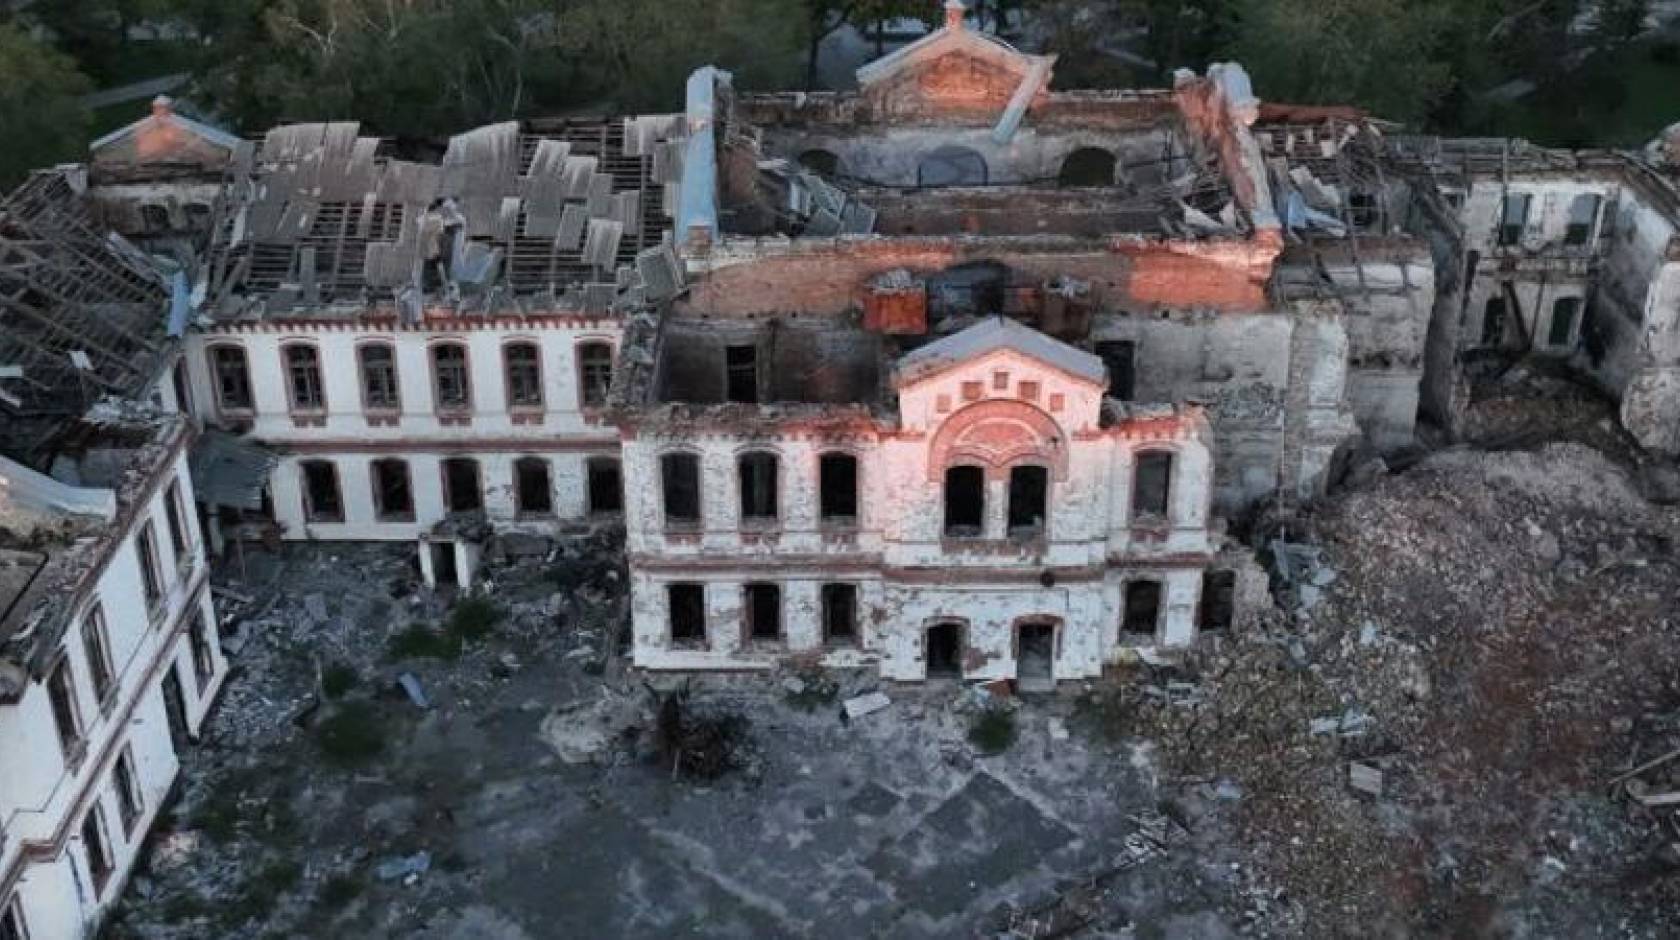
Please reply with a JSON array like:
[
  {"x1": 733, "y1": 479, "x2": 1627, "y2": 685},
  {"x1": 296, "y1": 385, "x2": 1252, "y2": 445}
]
[
  {"x1": 925, "y1": 621, "x2": 963, "y2": 678},
  {"x1": 1016, "y1": 621, "x2": 1056, "y2": 691}
]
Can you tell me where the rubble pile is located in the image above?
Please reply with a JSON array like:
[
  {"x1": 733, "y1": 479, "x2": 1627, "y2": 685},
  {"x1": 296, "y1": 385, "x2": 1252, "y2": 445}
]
[{"x1": 1107, "y1": 443, "x2": 1680, "y2": 935}]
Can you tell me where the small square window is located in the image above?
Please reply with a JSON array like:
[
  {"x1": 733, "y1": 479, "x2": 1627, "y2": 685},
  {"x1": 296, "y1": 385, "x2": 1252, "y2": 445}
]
[
  {"x1": 992, "y1": 371, "x2": 1009, "y2": 390},
  {"x1": 1048, "y1": 393, "x2": 1065, "y2": 412},
  {"x1": 1018, "y1": 381, "x2": 1040, "y2": 402},
  {"x1": 936, "y1": 393, "x2": 952, "y2": 413},
  {"x1": 961, "y1": 381, "x2": 983, "y2": 401}
]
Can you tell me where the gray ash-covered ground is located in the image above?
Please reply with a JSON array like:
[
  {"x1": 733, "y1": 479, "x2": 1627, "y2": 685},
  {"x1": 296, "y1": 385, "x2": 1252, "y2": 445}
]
[{"x1": 105, "y1": 531, "x2": 1249, "y2": 939}]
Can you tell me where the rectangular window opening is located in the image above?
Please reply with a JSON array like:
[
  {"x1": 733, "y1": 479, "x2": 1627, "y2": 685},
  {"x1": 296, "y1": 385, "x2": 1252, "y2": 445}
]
[
  {"x1": 738, "y1": 453, "x2": 779, "y2": 521},
  {"x1": 212, "y1": 346, "x2": 252, "y2": 411},
  {"x1": 1007, "y1": 465, "x2": 1048, "y2": 537},
  {"x1": 1096, "y1": 340, "x2": 1136, "y2": 401},
  {"x1": 515, "y1": 458, "x2": 554, "y2": 515},
  {"x1": 662, "y1": 454, "x2": 700, "y2": 524},
  {"x1": 1124, "y1": 580, "x2": 1162, "y2": 637},
  {"x1": 191, "y1": 608, "x2": 217, "y2": 691},
  {"x1": 81, "y1": 808, "x2": 112, "y2": 894},
  {"x1": 1499, "y1": 193, "x2": 1531, "y2": 246},
  {"x1": 725, "y1": 345, "x2": 759, "y2": 403},
  {"x1": 1549, "y1": 297, "x2": 1581, "y2": 348},
  {"x1": 822, "y1": 584, "x2": 857, "y2": 645},
  {"x1": 944, "y1": 466, "x2": 985, "y2": 537},
  {"x1": 745, "y1": 583, "x2": 782, "y2": 642},
  {"x1": 48, "y1": 661, "x2": 82, "y2": 761},
  {"x1": 820, "y1": 453, "x2": 858, "y2": 523},
  {"x1": 137, "y1": 523, "x2": 162, "y2": 606},
  {"x1": 165, "y1": 481, "x2": 188, "y2": 556},
  {"x1": 301, "y1": 461, "x2": 344, "y2": 522},
  {"x1": 1200, "y1": 570, "x2": 1235, "y2": 631},
  {"x1": 587, "y1": 458, "x2": 623, "y2": 514},
  {"x1": 579, "y1": 343, "x2": 614, "y2": 408},
  {"x1": 442, "y1": 458, "x2": 482, "y2": 512},
  {"x1": 284, "y1": 345, "x2": 324, "y2": 411},
  {"x1": 669, "y1": 584, "x2": 706, "y2": 646},
  {"x1": 114, "y1": 746, "x2": 143, "y2": 834},
  {"x1": 372, "y1": 459, "x2": 414, "y2": 520},
  {"x1": 1132, "y1": 453, "x2": 1172, "y2": 520},
  {"x1": 505, "y1": 343, "x2": 544, "y2": 408},
  {"x1": 359, "y1": 344, "x2": 400, "y2": 410},
  {"x1": 81, "y1": 607, "x2": 115, "y2": 706}
]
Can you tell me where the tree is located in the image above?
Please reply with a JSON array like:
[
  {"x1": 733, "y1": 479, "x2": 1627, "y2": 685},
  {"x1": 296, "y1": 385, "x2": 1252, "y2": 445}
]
[
  {"x1": 0, "y1": 26, "x2": 93, "y2": 189},
  {"x1": 1227, "y1": 0, "x2": 1452, "y2": 124},
  {"x1": 802, "y1": 0, "x2": 933, "y2": 90}
]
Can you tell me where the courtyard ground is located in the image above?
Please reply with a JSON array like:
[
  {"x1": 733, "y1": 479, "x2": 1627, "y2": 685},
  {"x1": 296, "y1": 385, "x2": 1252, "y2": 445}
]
[{"x1": 104, "y1": 359, "x2": 1680, "y2": 939}]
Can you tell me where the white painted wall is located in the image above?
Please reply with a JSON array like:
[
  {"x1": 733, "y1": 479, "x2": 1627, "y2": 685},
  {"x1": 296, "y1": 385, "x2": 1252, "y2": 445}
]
[
  {"x1": 625, "y1": 347, "x2": 1219, "y2": 682},
  {"x1": 0, "y1": 446, "x2": 227, "y2": 938}
]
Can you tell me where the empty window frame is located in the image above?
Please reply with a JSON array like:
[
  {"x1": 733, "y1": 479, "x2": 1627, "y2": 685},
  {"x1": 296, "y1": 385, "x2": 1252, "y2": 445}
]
[
  {"x1": 139, "y1": 204, "x2": 170, "y2": 232},
  {"x1": 1200, "y1": 570, "x2": 1235, "y2": 630},
  {"x1": 1132, "y1": 452, "x2": 1173, "y2": 520},
  {"x1": 917, "y1": 146, "x2": 988, "y2": 187},
  {"x1": 81, "y1": 605, "x2": 116, "y2": 707},
  {"x1": 504, "y1": 341, "x2": 544, "y2": 409},
  {"x1": 300, "y1": 460, "x2": 344, "y2": 522},
  {"x1": 577, "y1": 341, "x2": 614, "y2": 408},
  {"x1": 441, "y1": 457, "x2": 482, "y2": 512},
  {"x1": 514, "y1": 457, "x2": 554, "y2": 515},
  {"x1": 1498, "y1": 193, "x2": 1531, "y2": 246},
  {"x1": 1095, "y1": 340, "x2": 1136, "y2": 401},
  {"x1": 725, "y1": 344, "x2": 758, "y2": 403},
  {"x1": 1565, "y1": 194, "x2": 1601, "y2": 246},
  {"x1": 370, "y1": 458, "x2": 415, "y2": 521},
  {"x1": 209, "y1": 345, "x2": 253, "y2": 412},
  {"x1": 165, "y1": 480, "x2": 189, "y2": 557},
  {"x1": 191, "y1": 607, "x2": 217, "y2": 691},
  {"x1": 819, "y1": 453, "x2": 858, "y2": 523},
  {"x1": 113, "y1": 745, "x2": 143, "y2": 835},
  {"x1": 798, "y1": 149, "x2": 840, "y2": 176},
  {"x1": 431, "y1": 343, "x2": 472, "y2": 411},
  {"x1": 738, "y1": 452, "x2": 779, "y2": 522},
  {"x1": 1, "y1": 895, "x2": 27, "y2": 940},
  {"x1": 822, "y1": 583, "x2": 858, "y2": 645},
  {"x1": 137, "y1": 522, "x2": 163, "y2": 607},
  {"x1": 668, "y1": 583, "x2": 706, "y2": 646},
  {"x1": 1058, "y1": 147, "x2": 1117, "y2": 187},
  {"x1": 944, "y1": 465, "x2": 985, "y2": 536},
  {"x1": 81, "y1": 805, "x2": 114, "y2": 894},
  {"x1": 1348, "y1": 191, "x2": 1379, "y2": 229},
  {"x1": 661, "y1": 453, "x2": 701, "y2": 524},
  {"x1": 1482, "y1": 295, "x2": 1507, "y2": 346},
  {"x1": 587, "y1": 457, "x2": 623, "y2": 514},
  {"x1": 1123, "y1": 580, "x2": 1162, "y2": 636},
  {"x1": 1550, "y1": 297, "x2": 1582, "y2": 347},
  {"x1": 1007, "y1": 465, "x2": 1048, "y2": 537},
  {"x1": 358, "y1": 342, "x2": 400, "y2": 411},
  {"x1": 283, "y1": 344, "x2": 325, "y2": 412},
  {"x1": 47, "y1": 659, "x2": 82, "y2": 760},
  {"x1": 744, "y1": 583, "x2": 782, "y2": 642}
]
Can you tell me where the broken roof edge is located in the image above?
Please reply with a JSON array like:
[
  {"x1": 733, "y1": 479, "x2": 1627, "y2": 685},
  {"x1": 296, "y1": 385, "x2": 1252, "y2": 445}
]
[{"x1": 0, "y1": 415, "x2": 193, "y2": 700}]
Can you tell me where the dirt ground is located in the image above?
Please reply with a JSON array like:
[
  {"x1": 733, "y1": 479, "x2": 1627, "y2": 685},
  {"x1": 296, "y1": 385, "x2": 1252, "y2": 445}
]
[{"x1": 104, "y1": 359, "x2": 1680, "y2": 940}]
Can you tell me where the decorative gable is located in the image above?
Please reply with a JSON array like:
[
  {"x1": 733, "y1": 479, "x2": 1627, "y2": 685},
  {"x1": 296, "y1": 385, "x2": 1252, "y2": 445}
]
[
  {"x1": 855, "y1": 1, "x2": 1054, "y2": 128},
  {"x1": 90, "y1": 96, "x2": 243, "y2": 177}
]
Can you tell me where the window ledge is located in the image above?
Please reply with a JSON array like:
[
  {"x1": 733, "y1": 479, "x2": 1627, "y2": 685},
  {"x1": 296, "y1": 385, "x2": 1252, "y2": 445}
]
[
  {"x1": 669, "y1": 640, "x2": 709, "y2": 651},
  {"x1": 436, "y1": 411, "x2": 474, "y2": 427},
  {"x1": 289, "y1": 413, "x2": 327, "y2": 429},
  {"x1": 365, "y1": 412, "x2": 401, "y2": 428},
  {"x1": 377, "y1": 513, "x2": 416, "y2": 524},
  {"x1": 510, "y1": 410, "x2": 546, "y2": 426}
]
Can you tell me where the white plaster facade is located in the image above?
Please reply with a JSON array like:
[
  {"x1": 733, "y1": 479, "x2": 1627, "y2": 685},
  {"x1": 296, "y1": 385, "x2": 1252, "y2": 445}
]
[
  {"x1": 180, "y1": 317, "x2": 627, "y2": 544},
  {"x1": 1, "y1": 433, "x2": 228, "y2": 940},
  {"x1": 624, "y1": 321, "x2": 1221, "y2": 684}
]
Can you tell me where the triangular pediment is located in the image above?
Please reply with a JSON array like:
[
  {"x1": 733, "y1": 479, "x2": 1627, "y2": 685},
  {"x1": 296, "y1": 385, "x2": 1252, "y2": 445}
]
[
  {"x1": 894, "y1": 317, "x2": 1106, "y2": 391},
  {"x1": 855, "y1": 11, "x2": 1054, "y2": 122}
]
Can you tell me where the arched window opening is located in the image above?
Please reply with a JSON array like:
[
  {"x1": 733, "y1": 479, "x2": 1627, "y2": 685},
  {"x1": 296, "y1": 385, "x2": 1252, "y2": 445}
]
[{"x1": 1058, "y1": 148, "x2": 1116, "y2": 187}]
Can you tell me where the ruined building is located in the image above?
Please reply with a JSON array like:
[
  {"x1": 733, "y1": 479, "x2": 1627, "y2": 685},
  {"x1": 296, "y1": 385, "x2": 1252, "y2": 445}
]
[
  {"x1": 0, "y1": 1, "x2": 1677, "y2": 687},
  {"x1": 0, "y1": 167, "x2": 227, "y2": 936}
]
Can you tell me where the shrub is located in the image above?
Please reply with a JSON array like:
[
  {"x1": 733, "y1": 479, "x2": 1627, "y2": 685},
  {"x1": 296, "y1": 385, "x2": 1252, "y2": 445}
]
[
  {"x1": 314, "y1": 701, "x2": 385, "y2": 766},
  {"x1": 386, "y1": 624, "x2": 462, "y2": 661},
  {"x1": 447, "y1": 595, "x2": 503, "y2": 641},
  {"x1": 321, "y1": 662, "x2": 358, "y2": 698},
  {"x1": 967, "y1": 708, "x2": 1018, "y2": 755},
  {"x1": 317, "y1": 873, "x2": 363, "y2": 910}
]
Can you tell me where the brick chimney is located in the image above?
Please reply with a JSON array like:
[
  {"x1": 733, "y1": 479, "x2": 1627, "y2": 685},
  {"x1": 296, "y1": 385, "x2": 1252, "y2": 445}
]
[{"x1": 945, "y1": 0, "x2": 966, "y2": 31}]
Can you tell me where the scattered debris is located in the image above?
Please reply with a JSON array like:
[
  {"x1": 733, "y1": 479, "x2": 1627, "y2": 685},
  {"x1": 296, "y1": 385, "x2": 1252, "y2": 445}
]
[{"x1": 843, "y1": 691, "x2": 892, "y2": 721}]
